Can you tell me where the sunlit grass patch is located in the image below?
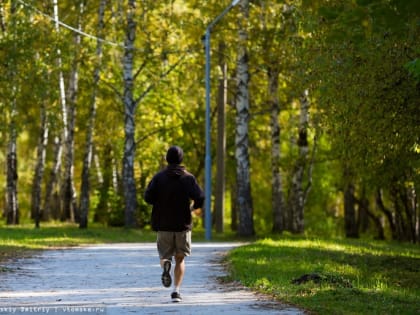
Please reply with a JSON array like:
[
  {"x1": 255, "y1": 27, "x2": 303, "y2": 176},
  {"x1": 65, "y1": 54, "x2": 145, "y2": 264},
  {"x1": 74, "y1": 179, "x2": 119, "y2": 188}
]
[
  {"x1": 0, "y1": 222, "x2": 156, "y2": 249},
  {"x1": 227, "y1": 236, "x2": 420, "y2": 314}
]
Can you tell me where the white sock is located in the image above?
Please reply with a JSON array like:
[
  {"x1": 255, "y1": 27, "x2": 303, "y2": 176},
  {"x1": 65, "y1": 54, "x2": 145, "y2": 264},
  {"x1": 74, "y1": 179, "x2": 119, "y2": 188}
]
[{"x1": 174, "y1": 285, "x2": 180, "y2": 293}]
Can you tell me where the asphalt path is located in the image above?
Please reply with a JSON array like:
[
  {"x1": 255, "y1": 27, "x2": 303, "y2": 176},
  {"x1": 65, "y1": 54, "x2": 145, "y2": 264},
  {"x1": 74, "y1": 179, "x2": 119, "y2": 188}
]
[{"x1": 0, "y1": 243, "x2": 304, "y2": 315}]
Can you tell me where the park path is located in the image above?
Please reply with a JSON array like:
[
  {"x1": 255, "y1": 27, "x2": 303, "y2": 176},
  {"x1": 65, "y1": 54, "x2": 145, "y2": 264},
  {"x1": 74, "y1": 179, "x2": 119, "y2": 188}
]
[{"x1": 0, "y1": 243, "x2": 304, "y2": 315}]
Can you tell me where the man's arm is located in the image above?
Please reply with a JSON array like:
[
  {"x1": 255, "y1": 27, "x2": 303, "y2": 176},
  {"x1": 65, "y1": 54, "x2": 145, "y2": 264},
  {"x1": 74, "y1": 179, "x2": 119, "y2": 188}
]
[
  {"x1": 189, "y1": 176, "x2": 204, "y2": 210},
  {"x1": 144, "y1": 178, "x2": 156, "y2": 205}
]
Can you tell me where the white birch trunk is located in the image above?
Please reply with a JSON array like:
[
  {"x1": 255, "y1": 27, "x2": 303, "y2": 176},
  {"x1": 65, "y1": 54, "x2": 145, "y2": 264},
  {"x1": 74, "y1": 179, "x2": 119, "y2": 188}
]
[
  {"x1": 79, "y1": 0, "x2": 107, "y2": 229},
  {"x1": 289, "y1": 90, "x2": 310, "y2": 233},
  {"x1": 0, "y1": 2, "x2": 5, "y2": 32},
  {"x1": 44, "y1": 135, "x2": 62, "y2": 220},
  {"x1": 122, "y1": 0, "x2": 138, "y2": 227},
  {"x1": 62, "y1": 1, "x2": 84, "y2": 222},
  {"x1": 235, "y1": 0, "x2": 254, "y2": 236},
  {"x1": 49, "y1": 0, "x2": 68, "y2": 221},
  {"x1": 31, "y1": 98, "x2": 49, "y2": 228},
  {"x1": 6, "y1": 96, "x2": 19, "y2": 225},
  {"x1": 269, "y1": 67, "x2": 285, "y2": 233},
  {"x1": 53, "y1": 0, "x2": 68, "y2": 141},
  {"x1": 6, "y1": 3, "x2": 19, "y2": 225},
  {"x1": 215, "y1": 42, "x2": 227, "y2": 234}
]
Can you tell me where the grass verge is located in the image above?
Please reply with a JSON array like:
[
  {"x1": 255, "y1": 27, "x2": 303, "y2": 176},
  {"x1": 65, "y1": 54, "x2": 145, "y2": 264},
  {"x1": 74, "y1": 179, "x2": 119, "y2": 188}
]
[
  {"x1": 0, "y1": 223, "x2": 156, "y2": 266},
  {"x1": 226, "y1": 236, "x2": 420, "y2": 315},
  {"x1": 0, "y1": 223, "x2": 237, "y2": 266},
  {"x1": 0, "y1": 223, "x2": 156, "y2": 249}
]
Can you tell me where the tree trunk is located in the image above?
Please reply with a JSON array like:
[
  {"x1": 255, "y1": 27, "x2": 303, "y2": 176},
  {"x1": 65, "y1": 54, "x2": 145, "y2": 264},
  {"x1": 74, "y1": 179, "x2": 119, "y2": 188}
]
[
  {"x1": 6, "y1": 3, "x2": 19, "y2": 225},
  {"x1": 390, "y1": 182, "x2": 407, "y2": 241},
  {"x1": 288, "y1": 90, "x2": 310, "y2": 233},
  {"x1": 214, "y1": 41, "x2": 227, "y2": 234},
  {"x1": 122, "y1": 0, "x2": 138, "y2": 228},
  {"x1": 230, "y1": 181, "x2": 238, "y2": 231},
  {"x1": 79, "y1": 0, "x2": 107, "y2": 229},
  {"x1": 376, "y1": 188, "x2": 397, "y2": 239},
  {"x1": 401, "y1": 184, "x2": 417, "y2": 243},
  {"x1": 44, "y1": 135, "x2": 62, "y2": 220},
  {"x1": 362, "y1": 198, "x2": 385, "y2": 240},
  {"x1": 269, "y1": 67, "x2": 285, "y2": 233},
  {"x1": 235, "y1": 0, "x2": 254, "y2": 237},
  {"x1": 358, "y1": 188, "x2": 370, "y2": 233},
  {"x1": 0, "y1": 3, "x2": 5, "y2": 32},
  {"x1": 52, "y1": 0, "x2": 67, "y2": 221},
  {"x1": 31, "y1": 99, "x2": 49, "y2": 228},
  {"x1": 6, "y1": 101, "x2": 19, "y2": 225},
  {"x1": 408, "y1": 184, "x2": 419, "y2": 243},
  {"x1": 62, "y1": 1, "x2": 84, "y2": 222},
  {"x1": 344, "y1": 182, "x2": 359, "y2": 238},
  {"x1": 94, "y1": 145, "x2": 113, "y2": 224}
]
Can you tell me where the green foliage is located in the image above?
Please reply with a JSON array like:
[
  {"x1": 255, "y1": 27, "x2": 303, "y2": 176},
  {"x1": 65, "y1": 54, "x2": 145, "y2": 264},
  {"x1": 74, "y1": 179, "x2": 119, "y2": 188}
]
[
  {"x1": 405, "y1": 58, "x2": 420, "y2": 82},
  {"x1": 0, "y1": 0, "x2": 418, "y2": 241},
  {"x1": 227, "y1": 237, "x2": 420, "y2": 314},
  {"x1": 300, "y1": 0, "x2": 420, "y2": 240}
]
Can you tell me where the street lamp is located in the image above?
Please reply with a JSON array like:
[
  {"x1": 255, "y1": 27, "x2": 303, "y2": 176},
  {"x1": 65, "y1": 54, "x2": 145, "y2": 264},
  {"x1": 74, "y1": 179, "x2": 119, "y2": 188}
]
[{"x1": 204, "y1": 0, "x2": 241, "y2": 241}]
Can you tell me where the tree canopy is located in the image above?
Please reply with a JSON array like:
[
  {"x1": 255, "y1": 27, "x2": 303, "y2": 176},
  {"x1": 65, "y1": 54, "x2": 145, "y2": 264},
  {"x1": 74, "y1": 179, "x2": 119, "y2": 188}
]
[{"x1": 0, "y1": 0, "x2": 418, "y2": 242}]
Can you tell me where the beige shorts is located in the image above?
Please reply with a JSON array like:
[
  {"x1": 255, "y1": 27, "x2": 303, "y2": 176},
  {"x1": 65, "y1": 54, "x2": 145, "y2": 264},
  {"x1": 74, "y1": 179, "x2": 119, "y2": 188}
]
[{"x1": 157, "y1": 231, "x2": 192, "y2": 260}]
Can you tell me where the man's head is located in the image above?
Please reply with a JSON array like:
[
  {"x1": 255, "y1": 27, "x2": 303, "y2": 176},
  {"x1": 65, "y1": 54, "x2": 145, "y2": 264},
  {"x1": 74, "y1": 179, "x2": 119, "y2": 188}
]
[{"x1": 166, "y1": 146, "x2": 184, "y2": 165}]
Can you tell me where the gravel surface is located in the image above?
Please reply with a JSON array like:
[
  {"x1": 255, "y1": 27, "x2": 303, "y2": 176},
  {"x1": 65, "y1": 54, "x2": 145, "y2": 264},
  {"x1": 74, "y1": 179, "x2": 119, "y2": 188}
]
[{"x1": 0, "y1": 243, "x2": 304, "y2": 315}]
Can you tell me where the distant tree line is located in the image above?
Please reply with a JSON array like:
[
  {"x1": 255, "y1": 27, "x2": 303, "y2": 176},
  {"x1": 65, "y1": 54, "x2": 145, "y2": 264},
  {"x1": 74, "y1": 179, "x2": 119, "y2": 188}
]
[{"x1": 0, "y1": 0, "x2": 418, "y2": 242}]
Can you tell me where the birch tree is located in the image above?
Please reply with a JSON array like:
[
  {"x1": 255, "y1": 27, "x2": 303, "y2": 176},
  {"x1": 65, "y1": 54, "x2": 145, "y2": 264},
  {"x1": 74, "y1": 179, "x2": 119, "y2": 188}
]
[
  {"x1": 43, "y1": 0, "x2": 66, "y2": 221},
  {"x1": 122, "y1": 0, "x2": 138, "y2": 228},
  {"x1": 214, "y1": 41, "x2": 227, "y2": 234},
  {"x1": 61, "y1": 0, "x2": 84, "y2": 222},
  {"x1": 288, "y1": 91, "x2": 311, "y2": 233},
  {"x1": 268, "y1": 67, "x2": 284, "y2": 233},
  {"x1": 235, "y1": 0, "x2": 254, "y2": 236},
  {"x1": 4, "y1": 1, "x2": 19, "y2": 225},
  {"x1": 6, "y1": 97, "x2": 19, "y2": 225},
  {"x1": 79, "y1": 0, "x2": 107, "y2": 229},
  {"x1": 31, "y1": 94, "x2": 49, "y2": 228}
]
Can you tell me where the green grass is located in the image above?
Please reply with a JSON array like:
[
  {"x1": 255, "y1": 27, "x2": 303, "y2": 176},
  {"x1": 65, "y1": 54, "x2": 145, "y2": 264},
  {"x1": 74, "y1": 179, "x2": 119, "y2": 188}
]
[
  {"x1": 0, "y1": 223, "x2": 156, "y2": 248},
  {"x1": 0, "y1": 222, "x2": 237, "y2": 263},
  {"x1": 226, "y1": 236, "x2": 420, "y2": 315},
  {"x1": 0, "y1": 223, "x2": 156, "y2": 263},
  {"x1": 2, "y1": 224, "x2": 419, "y2": 314}
]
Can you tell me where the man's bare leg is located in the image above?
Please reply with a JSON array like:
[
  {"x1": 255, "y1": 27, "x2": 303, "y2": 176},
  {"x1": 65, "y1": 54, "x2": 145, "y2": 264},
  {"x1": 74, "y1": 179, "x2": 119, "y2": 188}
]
[
  {"x1": 169, "y1": 254, "x2": 185, "y2": 302},
  {"x1": 174, "y1": 254, "x2": 185, "y2": 292}
]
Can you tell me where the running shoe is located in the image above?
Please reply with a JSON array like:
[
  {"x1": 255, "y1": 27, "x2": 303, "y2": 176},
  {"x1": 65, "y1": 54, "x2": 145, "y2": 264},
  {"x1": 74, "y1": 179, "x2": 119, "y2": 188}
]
[
  {"x1": 171, "y1": 292, "x2": 182, "y2": 303},
  {"x1": 161, "y1": 260, "x2": 172, "y2": 288}
]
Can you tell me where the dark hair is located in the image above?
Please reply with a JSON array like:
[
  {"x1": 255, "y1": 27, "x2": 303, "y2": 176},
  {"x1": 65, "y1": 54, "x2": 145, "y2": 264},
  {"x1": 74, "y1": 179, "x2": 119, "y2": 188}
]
[{"x1": 166, "y1": 146, "x2": 184, "y2": 165}]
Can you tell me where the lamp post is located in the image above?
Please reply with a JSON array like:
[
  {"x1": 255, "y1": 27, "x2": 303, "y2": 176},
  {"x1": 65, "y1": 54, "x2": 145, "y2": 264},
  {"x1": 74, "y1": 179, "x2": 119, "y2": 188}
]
[{"x1": 204, "y1": 0, "x2": 240, "y2": 241}]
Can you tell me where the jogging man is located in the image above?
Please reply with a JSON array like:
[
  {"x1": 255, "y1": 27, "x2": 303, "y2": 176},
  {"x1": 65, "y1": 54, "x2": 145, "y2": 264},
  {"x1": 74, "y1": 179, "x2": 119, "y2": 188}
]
[{"x1": 144, "y1": 146, "x2": 204, "y2": 302}]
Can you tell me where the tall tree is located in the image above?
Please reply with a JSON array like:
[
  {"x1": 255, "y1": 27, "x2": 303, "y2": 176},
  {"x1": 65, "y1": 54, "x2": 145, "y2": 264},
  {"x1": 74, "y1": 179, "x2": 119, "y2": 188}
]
[
  {"x1": 252, "y1": 0, "x2": 300, "y2": 233},
  {"x1": 43, "y1": 0, "x2": 66, "y2": 221},
  {"x1": 4, "y1": 1, "x2": 19, "y2": 225},
  {"x1": 268, "y1": 66, "x2": 284, "y2": 233},
  {"x1": 61, "y1": 0, "x2": 84, "y2": 222},
  {"x1": 235, "y1": 0, "x2": 254, "y2": 236},
  {"x1": 122, "y1": 0, "x2": 138, "y2": 228},
  {"x1": 79, "y1": 0, "x2": 107, "y2": 229},
  {"x1": 31, "y1": 92, "x2": 49, "y2": 228},
  {"x1": 214, "y1": 41, "x2": 227, "y2": 234},
  {"x1": 6, "y1": 96, "x2": 19, "y2": 225},
  {"x1": 288, "y1": 90, "x2": 311, "y2": 233}
]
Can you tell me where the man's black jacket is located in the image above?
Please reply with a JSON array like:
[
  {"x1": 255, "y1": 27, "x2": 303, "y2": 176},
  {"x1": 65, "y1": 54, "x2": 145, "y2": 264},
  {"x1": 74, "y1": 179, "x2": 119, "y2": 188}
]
[{"x1": 144, "y1": 164, "x2": 204, "y2": 232}]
